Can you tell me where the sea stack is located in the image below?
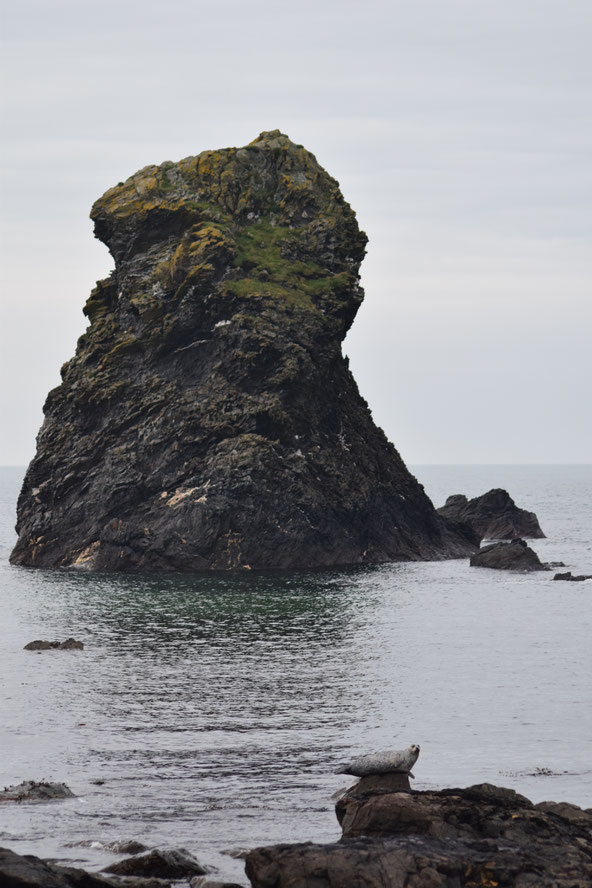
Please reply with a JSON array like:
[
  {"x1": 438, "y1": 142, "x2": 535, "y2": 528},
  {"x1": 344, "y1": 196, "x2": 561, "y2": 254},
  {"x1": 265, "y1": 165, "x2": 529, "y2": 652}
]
[{"x1": 11, "y1": 131, "x2": 475, "y2": 571}]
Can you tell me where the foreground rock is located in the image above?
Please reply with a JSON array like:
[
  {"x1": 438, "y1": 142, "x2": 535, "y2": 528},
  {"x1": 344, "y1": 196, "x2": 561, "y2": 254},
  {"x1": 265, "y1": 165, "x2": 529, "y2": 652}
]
[
  {"x1": 24, "y1": 638, "x2": 84, "y2": 650},
  {"x1": 246, "y1": 782, "x2": 592, "y2": 887},
  {"x1": 470, "y1": 538, "x2": 546, "y2": 571},
  {"x1": 437, "y1": 488, "x2": 545, "y2": 541},
  {"x1": 10, "y1": 130, "x2": 475, "y2": 572},
  {"x1": 103, "y1": 848, "x2": 207, "y2": 879},
  {"x1": 0, "y1": 781, "x2": 75, "y2": 803},
  {"x1": 0, "y1": 846, "x2": 111, "y2": 887},
  {"x1": 554, "y1": 571, "x2": 592, "y2": 581}
]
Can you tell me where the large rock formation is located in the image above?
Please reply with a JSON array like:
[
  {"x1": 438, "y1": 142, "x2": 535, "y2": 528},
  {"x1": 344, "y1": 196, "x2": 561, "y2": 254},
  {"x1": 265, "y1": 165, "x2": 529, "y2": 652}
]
[
  {"x1": 470, "y1": 538, "x2": 547, "y2": 571},
  {"x1": 11, "y1": 131, "x2": 475, "y2": 571},
  {"x1": 437, "y1": 488, "x2": 545, "y2": 541},
  {"x1": 246, "y1": 782, "x2": 592, "y2": 887}
]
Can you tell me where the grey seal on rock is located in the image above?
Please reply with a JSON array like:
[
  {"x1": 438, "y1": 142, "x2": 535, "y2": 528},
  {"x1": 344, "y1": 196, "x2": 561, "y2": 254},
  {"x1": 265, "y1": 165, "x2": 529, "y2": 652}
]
[{"x1": 335, "y1": 743, "x2": 420, "y2": 777}]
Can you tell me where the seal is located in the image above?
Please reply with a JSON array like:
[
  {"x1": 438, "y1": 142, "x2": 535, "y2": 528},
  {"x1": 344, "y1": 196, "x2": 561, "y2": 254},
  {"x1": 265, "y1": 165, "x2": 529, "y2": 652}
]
[{"x1": 335, "y1": 743, "x2": 420, "y2": 777}]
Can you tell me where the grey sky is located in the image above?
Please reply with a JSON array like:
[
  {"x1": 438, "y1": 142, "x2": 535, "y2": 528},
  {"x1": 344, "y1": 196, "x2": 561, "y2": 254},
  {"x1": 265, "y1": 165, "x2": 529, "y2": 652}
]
[{"x1": 1, "y1": 0, "x2": 591, "y2": 465}]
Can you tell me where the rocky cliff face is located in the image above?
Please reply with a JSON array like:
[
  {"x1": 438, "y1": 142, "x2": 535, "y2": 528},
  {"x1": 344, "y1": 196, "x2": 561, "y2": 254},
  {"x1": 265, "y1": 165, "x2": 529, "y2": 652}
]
[{"x1": 11, "y1": 131, "x2": 474, "y2": 571}]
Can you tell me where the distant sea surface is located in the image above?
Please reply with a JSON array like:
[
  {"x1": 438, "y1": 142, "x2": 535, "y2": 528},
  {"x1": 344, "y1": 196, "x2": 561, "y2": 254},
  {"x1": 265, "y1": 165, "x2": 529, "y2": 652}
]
[{"x1": 1, "y1": 464, "x2": 591, "y2": 882}]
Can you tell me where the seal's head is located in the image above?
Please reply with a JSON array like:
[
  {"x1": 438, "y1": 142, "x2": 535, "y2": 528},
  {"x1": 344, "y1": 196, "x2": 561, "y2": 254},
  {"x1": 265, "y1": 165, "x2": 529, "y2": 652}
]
[{"x1": 410, "y1": 744, "x2": 421, "y2": 758}]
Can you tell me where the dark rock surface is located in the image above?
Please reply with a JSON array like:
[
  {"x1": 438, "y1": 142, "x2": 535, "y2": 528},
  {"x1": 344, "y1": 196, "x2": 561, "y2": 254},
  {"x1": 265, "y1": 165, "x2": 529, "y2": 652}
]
[
  {"x1": 24, "y1": 638, "x2": 84, "y2": 650},
  {"x1": 11, "y1": 130, "x2": 475, "y2": 572},
  {"x1": 102, "y1": 848, "x2": 207, "y2": 879},
  {"x1": 0, "y1": 781, "x2": 76, "y2": 803},
  {"x1": 246, "y1": 782, "x2": 592, "y2": 887},
  {"x1": 554, "y1": 570, "x2": 592, "y2": 581},
  {"x1": 437, "y1": 488, "x2": 545, "y2": 541},
  {"x1": 190, "y1": 880, "x2": 244, "y2": 888},
  {"x1": 470, "y1": 538, "x2": 546, "y2": 571},
  {"x1": 103, "y1": 841, "x2": 150, "y2": 856},
  {"x1": 0, "y1": 846, "x2": 112, "y2": 887}
]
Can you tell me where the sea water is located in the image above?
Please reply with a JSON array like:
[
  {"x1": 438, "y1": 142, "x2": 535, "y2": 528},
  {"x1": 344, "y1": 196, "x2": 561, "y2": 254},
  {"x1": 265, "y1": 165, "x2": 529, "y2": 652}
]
[{"x1": 1, "y1": 464, "x2": 591, "y2": 882}]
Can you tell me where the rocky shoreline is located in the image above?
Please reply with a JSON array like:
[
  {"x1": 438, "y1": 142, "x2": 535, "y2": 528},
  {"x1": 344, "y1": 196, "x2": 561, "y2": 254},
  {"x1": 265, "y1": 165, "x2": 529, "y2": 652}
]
[
  {"x1": 2, "y1": 777, "x2": 591, "y2": 887},
  {"x1": 247, "y1": 778, "x2": 592, "y2": 887}
]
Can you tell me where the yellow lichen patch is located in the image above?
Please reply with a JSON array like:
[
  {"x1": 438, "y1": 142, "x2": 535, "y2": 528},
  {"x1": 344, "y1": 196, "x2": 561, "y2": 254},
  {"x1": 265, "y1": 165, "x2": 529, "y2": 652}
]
[
  {"x1": 166, "y1": 487, "x2": 207, "y2": 507},
  {"x1": 463, "y1": 863, "x2": 499, "y2": 888},
  {"x1": 71, "y1": 541, "x2": 101, "y2": 568},
  {"x1": 214, "y1": 531, "x2": 244, "y2": 569},
  {"x1": 154, "y1": 222, "x2": 235, "y2": 293},
  {"x1": 100, "y1": 335, "x2": 142, "y2": 368}
]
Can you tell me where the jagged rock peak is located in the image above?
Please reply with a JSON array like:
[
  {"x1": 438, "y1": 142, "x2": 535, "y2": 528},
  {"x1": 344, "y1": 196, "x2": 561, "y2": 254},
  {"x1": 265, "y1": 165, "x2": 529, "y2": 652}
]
[
  {"x1": 11, "y1": 132, "x2": 476, "y2": 571},
  {"x1": 437, "y1": 488, "x2": 545, "y2": 541}
]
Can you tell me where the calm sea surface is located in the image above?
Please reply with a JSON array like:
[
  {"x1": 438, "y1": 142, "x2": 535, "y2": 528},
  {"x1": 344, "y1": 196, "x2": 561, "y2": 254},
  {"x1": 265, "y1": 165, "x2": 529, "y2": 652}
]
[{"x1": 1, "y1": 464, "x2": 591, "y2": 882}]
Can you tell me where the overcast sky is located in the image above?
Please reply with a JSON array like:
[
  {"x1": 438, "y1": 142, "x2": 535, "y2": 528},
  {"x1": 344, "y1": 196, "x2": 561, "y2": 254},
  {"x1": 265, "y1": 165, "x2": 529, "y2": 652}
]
[{"x1": 1, "y1": 0, "x2": 591, "y2": 466}]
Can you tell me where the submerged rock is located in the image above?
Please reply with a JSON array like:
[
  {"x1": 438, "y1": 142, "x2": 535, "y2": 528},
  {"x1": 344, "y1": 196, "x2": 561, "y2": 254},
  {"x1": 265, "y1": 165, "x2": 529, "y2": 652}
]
[
  {"x1": 245, "y1": 782, "x2": 592, "y2": 887},
  {"x1": 103, "y1": 848, "x2": 207, "y2": 879},
  {"x1": 0, "y1": 781, "x2": 76, "y2": 803},
  {"x1": 24, "y1": 638, "x2": 84, "y2": 650},
  {"x1": 190, "y1": 880, "x2": 244, "y2": 888},
  {"x1": 437, "y1": 488, "x2": 545, "y2": 541},
  {"x1": 11, "y1": 131, "x2": 475, "y2": 572},
  {"x1": 64, "y1": 839, "x2": 149, "y2": 855},
  {"x1": 470, "y1": 538, "x2": 546, "y2": 571},
  {"x1": 554, "y1": 571, "x2": 592, "y2": 581}
]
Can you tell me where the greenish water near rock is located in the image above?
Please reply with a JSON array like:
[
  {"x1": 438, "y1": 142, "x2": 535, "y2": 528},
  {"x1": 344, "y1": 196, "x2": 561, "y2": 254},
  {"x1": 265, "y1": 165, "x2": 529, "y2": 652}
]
[{"x1": 1, "y1": 465, "x2": 591, "y2": 883}]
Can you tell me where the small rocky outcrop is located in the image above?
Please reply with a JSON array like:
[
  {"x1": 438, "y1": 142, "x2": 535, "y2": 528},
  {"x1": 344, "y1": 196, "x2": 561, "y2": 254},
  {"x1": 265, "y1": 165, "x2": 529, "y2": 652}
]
[
  {"x1": 437, "y1": 488, "x2": 545, "y2": 541},
  {"x1": 554, "y1": 571, "x2": 592, "y2": 581},
  {"x1": 64, "y1": 840, "x2": 150, "y2": 855},
  {"x1": 10, "y1": 131, "x2": 475, "y2": 572},
  {"x1": 102, "y1": 848, "x2": 207, "y2": 880},
  {"x1": 0, "y1": 781, "x2": 75, "y2": 803},
  {"x1": 24, "y1": 638, "x2": 84, "y2": 651},
  {"x1": 470, "y1": 538, "x2": 546, "y2": 571},
  {"x1": 245, "y1": 782, "x2": 592, "y2": 887}
]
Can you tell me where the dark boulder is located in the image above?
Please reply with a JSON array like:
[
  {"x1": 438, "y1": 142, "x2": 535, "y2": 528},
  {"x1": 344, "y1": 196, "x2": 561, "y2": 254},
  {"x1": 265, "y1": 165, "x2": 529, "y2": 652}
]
[
  {"x1": 0, "y1": 781, "x2": 76, "y2": 803},
  {"x1": 0, "y1": 846, "x2": 112, "y2": 888},
  {"x1": 24, "y1": 639, "x2": 84, "y2": 651},
  {"x1": 470, "y1": 538, "x2": 546, "y2": 571},
  {"x1": 103, "y1": 848, "x2": 207, "y2": 880},
  {"x1": 437, "y1": 488, "x2": 545, "y2": 541},
  {"x1": 245, "y1": 782, "x2": 592, "y2": 887},
  {"x1": 554, "y1": 571, "x2": 592, "y2": 581},
  {"x1": 10, "y1": 131, "x2": 475, "y2": 572},
  {"x1": 103, "y1": 841, "x2": 150, "y2": 855}
]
